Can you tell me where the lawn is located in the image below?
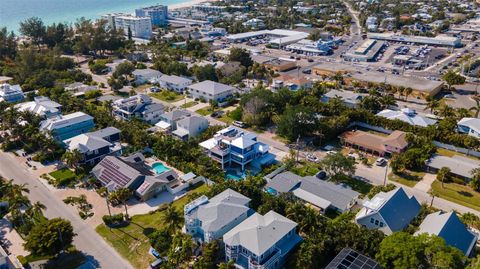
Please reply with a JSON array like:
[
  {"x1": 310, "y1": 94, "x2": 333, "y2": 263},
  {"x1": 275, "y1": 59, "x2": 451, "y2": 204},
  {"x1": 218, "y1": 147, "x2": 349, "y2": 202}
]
[
  {"x1": 290, "y1": 161, "x2": 321, "y2": 177},
  {"x1": 388, "y1": 171, "x2": 425, "y2": 188},
  {"x1": 218, "y1": 113, "x2": 234, "y2": 124},
  {"x1": 180, "y1": 101, "x2": 198, "y2": 108},
  {"x1": 96, "y1": 184, "x2": 209, "y2": 269},
  {"x1": 48, "y1": 169, "x2": 77, "y2": 186},
  {"x1": 195, "y1": 107, "x2": 216, "y2": 116},
  {"x1": 436, "y1": 148, "x2": 480, "y2": 160},
  {"x1": 149, "y1": 90, "x2": 184, "y2": 103},
  {"x1": 330, "y1": 175, "x2": 373, "y2": 195},
  {"x1": 431, "y1": 180, "x2": 480, "y2": 211}
]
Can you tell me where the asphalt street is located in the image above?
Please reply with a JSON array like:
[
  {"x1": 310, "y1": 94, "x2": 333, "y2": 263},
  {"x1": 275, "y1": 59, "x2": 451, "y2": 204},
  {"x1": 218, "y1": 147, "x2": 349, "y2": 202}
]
[{"x1": 0, "y1": 152, "x2": 133, "y2": 269}]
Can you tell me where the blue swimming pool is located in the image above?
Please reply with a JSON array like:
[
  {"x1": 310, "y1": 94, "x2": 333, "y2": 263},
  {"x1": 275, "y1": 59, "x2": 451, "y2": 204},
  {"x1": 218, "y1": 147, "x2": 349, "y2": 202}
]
[
  {"x1": 151, "y1": 162, "x2": 170, "y2": 174},
  {"x1": 225, "y1": 169, "x2": 245, "y2": 181}
]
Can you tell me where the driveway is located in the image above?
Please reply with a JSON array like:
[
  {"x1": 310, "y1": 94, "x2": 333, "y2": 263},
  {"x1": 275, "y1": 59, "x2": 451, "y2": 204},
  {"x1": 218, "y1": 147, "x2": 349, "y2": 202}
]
[{"x1": 0, "y1": 152, "x2": 133, "y2": 269}]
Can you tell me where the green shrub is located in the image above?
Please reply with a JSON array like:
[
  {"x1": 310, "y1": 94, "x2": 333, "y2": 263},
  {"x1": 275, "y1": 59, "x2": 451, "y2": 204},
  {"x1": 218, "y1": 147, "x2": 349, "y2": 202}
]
[{"x1": 102, "y1": 213, "x2": 125, "y2": 226}]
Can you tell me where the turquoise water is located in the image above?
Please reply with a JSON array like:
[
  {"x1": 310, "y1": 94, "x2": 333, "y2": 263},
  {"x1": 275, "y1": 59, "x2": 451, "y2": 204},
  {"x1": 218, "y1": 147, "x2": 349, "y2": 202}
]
[
  {"x1": 225, "y1": 169, "x2": 245, "y2": 181},
  {"x1": 0, "y1": 0, "x2": 189, "y2": 33},
  {"x1": 151, "y1": 162, "x2": 170, "y2": 174}
]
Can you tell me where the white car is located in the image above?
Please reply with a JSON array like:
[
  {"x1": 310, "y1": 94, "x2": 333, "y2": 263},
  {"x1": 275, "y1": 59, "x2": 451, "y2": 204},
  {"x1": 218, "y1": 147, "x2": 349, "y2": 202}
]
[
  {"x1": 306, "y1": 154, "x2": 319, "y2": 163},
  {"x1": 375, "y1": 158, "x2": 387, "y2": 166}
]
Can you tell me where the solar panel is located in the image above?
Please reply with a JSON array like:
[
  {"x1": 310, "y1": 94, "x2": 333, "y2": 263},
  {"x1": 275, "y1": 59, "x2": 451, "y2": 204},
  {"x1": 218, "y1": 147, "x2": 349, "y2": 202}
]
[{"x1": 326, "y1": 248, "x2": 382, "y2": 269}]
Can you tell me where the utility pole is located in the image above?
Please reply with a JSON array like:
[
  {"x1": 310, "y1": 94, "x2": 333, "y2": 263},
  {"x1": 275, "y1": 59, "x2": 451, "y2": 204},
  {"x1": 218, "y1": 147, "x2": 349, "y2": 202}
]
[
  {"x1": 383, "y1": 161, "x2": 389, "y2": 186},
  {"x1": 296, "y1": 135, "x2": 301, "y2": 164}
]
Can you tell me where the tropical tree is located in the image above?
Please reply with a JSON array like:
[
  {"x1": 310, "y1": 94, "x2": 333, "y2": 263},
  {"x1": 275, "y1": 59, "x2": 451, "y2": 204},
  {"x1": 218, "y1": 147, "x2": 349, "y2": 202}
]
[
  {"x1": 24, "y1": 218, "x2": 76, "y2": 257},
  {"x1": 469, "y1": 168, "x2": 480, "y2": 192},
  {"x1": 109, "y1": 188, "x2": 132, "y2": 219},
  {"x1": 162, "y1": 204, "x2": 182, "y2": 233},
  {"x1": 442, "y1": 70, "x2": 466, "y2": 90},
  {"x1": 61, "y1": 149, "x2": 82, "y2": 168},
  {"x1": 19, "y1": 17, "x2": 46, "y2": 48},
  {"x1": 404, "y1": 87, "x2": 413, "y2": 101},
  {"x1": 320, "y1": 152, "x2": 356, "y2": 177},
  {"x1": 437, "y1": 167, "x2": 451, "y2": 188}
]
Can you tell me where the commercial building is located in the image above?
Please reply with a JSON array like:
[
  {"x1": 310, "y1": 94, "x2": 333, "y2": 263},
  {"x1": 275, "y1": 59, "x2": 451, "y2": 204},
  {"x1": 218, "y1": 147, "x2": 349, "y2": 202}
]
[
  {"x1": 135, "y1": 5, "x2": 168, "y2": 26},
  {"x1": 199, "y1": 126, "x2": 274, "y2": 172},
  {"x1": 187, "y1": 80, "x2": 235, "y2": 103},
  {"x1": 184, "y1": 189, "x2": 253, "y2": 243},
  {"x1": 14, "y1": 96, "x2": 62, "y2": 119},
  {"x1": 226, "y1": 29, "x2": 309, "y2": 46},
  {"x1": 313, "y1": 63, "x2": 444, "y2": 98},
  {"x1": 285, "y1": 39, "x2": 335, "y2": 55},
  {"x1": 223, "y1": 210, "x2": 302, "y2": 269},
  {"x1": 112, "y1": 94, "x2": 164, "y2": 124},
  {"x1": 0, "y1": 83, "x2": 24, "y2": 103},
  {"x1": 356, "y1": 187, "x2": 421, "y2": 235},
  {"x1": 415, "y1": 211, "x2": 477, "y2": 257},
  {"x1": 262, "y1": 59, "x2": 297, "y2": 72},
  {"x1": 63, "y1": 127, "x2": 122, "y2": 165},
  {"x1": 341, "y1": 130, "x2": 408, "y2": 157},
  {"x1": 39, "y1": 112, "x2": 95, "y2": 141},
  {"x1": 343, "y1": 39, "x2": 385, "y2": 62},
  {"x1": 104, "y1": 13, "x2": 153, "y2": 39},
  {"x1": 368, "y1": 33, "x2": 462, "y2": 47}
]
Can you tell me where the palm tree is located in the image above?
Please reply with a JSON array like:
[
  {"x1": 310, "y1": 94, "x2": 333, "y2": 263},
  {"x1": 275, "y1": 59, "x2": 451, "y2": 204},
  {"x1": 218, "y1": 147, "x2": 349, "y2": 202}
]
[
  {"x1": 27, "y1": 201, "x2": 46, "y2": 219},
  {"x1": 110, "y1": 188, "x2": 132, "y2": 219},
  {"x1": 469, "y1": 98, "x2": 480, "y2": 118},
  {"x1": 425, "y1": 97, "x2": 440, "y2": 113},
  {"x1": 162, "y1": 204, "x2": 182, "y2": 234},
  {"x1": 62, "y1": 149, "x2": 83, "y2": 168},
  {"x1": 438, "y1": 105, "x2": 455, "y2": 118},
  {"x1": 404, "y1": 87, "x2": 413, "y2": 101}
]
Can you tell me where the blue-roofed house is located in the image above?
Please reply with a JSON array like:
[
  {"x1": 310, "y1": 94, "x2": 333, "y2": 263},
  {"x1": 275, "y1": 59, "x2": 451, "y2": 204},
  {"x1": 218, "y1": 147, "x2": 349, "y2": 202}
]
[
  {"x1": 184, "y1": 189, "x2": 253, "y2": 243},
  {"x1": 415, "y1": 211, "x2": 478, "y2": 257},
  {"x1": 39, "y1": 112, "x2": 95, "y2": 141},
  {"x1": 223, "y1": 210, "x2": 302, "y2": 269},
  {"x1": 355, "y1": 187, "x2": 421, "y2": 235}
]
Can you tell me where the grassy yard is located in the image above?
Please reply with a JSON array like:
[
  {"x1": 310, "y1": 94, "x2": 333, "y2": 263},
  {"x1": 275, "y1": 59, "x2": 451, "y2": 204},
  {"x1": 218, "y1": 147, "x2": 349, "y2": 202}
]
[
  {"x1": 149, "y1": 90, "x2": 184, "y2": 103},
  {"x1": 180, "y1": 101, "x2": 198, "y2": 108},
  {"x1": 388, "y1": 171, "x2": 425, "y2": 188},
  {"x1": 436, "y1": 148, "x2": 480, "y2": 160},
  {"x1": 218, "y1": 113, "x2": 234, "y2": 124},
  {"x1": 290, "y1": 161, "x2": 321, "y2": 177},
  {"x1": 96, "y1": 184, "x2": 209, "y2": 269},
  {"x1": 195, "y1": 107, "x2": 216, "y2": 116},
  {"x1": 48, "y1": 169, "x2": 77, "y2": 186},
  {"x1": 330, "y1": 175, "x2": 373, "y2": 195},
  {"x1": 431, "y1": 180, "x2": 480, "y2": 211}
]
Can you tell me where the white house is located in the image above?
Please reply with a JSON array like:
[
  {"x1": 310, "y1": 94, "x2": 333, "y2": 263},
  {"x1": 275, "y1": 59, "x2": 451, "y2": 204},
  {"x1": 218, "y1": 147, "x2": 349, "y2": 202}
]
[
  {"x1": 158, "y1": 75, "x2": 193, "y2": 93},
  {"x1": 14, "y1": 96, "x2": 62, "y2": 119},
  {"x1": 376, "y1": 108, "x2": 437, "y2": 127},
  {"x1": 173, "y1": 115, "x2": 209, "y2": 140},
  {"x1": 458, "y1": 117, "x2": 480, "y2": 138},
  {"x1": 112, "y1": 94, "x2": 164, "y2": 124},
  {"x1": 132, "y1": 69, "x2": 163, "y2": 85},
  {"x1": 0, "y1": 83, "x2": 24, "y2": 103},
  {"x1": 184, "y1": 189, "x2": 252, "y2": 243},
  {"x1": 187, "y1": 80, "x2": 235, "y2": 103}
]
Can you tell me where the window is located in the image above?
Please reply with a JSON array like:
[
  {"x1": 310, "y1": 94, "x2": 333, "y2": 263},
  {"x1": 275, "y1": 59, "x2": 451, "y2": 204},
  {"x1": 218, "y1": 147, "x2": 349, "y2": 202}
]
[
  {"x1": 370, "y1": 218, "x2": 374, "y2": 224},
  {"x1": 379, "y1": 222, "x2": 384, "y2": 227},
  {"x1": 375, "y1": 220, "x2": 379, "y2": 226}
]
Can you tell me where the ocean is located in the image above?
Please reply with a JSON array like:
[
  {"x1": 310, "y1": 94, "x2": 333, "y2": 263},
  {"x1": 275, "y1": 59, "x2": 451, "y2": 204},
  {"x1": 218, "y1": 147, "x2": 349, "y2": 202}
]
[{"x1": 0, "y1": 0, "x2": 190, "y2": 33}]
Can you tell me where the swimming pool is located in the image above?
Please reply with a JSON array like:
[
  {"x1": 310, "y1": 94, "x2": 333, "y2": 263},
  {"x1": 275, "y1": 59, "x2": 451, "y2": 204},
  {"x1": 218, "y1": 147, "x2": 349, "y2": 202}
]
[
  {"x1": 151, "y1": 162, "x2": 171, "y2": 174},
  {"x1": 225, "y1": 169, "x2": 244, "y2": 181}
]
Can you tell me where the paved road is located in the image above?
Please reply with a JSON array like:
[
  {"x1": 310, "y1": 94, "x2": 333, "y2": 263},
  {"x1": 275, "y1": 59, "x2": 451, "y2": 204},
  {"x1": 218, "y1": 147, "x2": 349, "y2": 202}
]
[{"x1": 0, "y1": 152, "x2": 133, "y2": 269}]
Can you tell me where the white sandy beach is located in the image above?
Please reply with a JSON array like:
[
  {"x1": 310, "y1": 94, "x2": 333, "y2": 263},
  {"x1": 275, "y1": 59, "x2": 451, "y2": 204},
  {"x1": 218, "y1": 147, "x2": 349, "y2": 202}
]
[{"x1": 169, "y1": 0, "x2": 220, "y2": 10}]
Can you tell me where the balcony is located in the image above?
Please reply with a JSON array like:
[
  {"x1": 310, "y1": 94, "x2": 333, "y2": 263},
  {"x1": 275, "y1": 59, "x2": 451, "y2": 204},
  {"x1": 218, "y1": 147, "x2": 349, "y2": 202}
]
[{"x1": 247, "y1": 248, "x2": 281, "y2": 269}]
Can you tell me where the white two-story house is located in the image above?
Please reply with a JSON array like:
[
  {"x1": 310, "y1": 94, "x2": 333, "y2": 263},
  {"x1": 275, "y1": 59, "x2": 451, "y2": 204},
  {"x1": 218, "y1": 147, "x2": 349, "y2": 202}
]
[
  {"x1": 184, "y1": 189, "x2": 253, "y2": 243},
  {"x1": 458, "y1": 117, "x2": 480, "y2": 138}
]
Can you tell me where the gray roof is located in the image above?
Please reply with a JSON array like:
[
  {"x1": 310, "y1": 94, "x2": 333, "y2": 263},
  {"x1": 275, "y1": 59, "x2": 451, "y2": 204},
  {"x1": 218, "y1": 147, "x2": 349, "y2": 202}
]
[
  {"x1": 136, "y1": 169, "x2": 178, "y2": 196},
  {"x1": 294, "y1": 176, "x2": 359, "y2": 211},
  {"x1": 191, "y1": 189, "x2": 251, "y2": 233},
  {"x1": 159, "y1": 75, "x2": 192, "y2": 85},
  {"x1": 266, "y1": 171, "x2": 302, "y2": 193},
  {"x1": 223, "y1": 210, "x2": 297, "y2": 256},
  {"x1": 132, "y1": 68, "x2": 162, "y2": 77},
  {"x1": 426, "y1": 155, "x2": 480, "y2": 179},
  {"x1": 161, "y1": 109, "x2": 191, "y2": 121},
  {"x1": 458, "y1": 117, "x2": 480, "y2": 133},
  {"x1": 97, "y1": 94, "x2": 123, "y2": 103},
  {"x1": 92, "y1": 156, "x2": 143, "y2": 189},
  {"x1": 63, "y1": 133, "x2": 112, "y2": 153},
  {"x1": 176, "y1": 115, "x2": 208, "y2": 129},
  {"x1": 415, "y1": 211, "x2": 477, "y2": 256},
  {"x1": 144, "y1": 103, "x2": 165, "y2": 114},
  {"x1": 358, "y1": 187, "x2": 421, "y2": 232},
  {"x1": 323, "y1": 89, "x2": 365, "y2": 104},
  {"x1": 40, "y1": 112, "x2": 94, "y2": 131},
  {"x1": 89, "y1": 127, "x2": 121, "y2": 138},
  {"x1": 188, "y1": 80, "x2": 235, "y2": 95}
]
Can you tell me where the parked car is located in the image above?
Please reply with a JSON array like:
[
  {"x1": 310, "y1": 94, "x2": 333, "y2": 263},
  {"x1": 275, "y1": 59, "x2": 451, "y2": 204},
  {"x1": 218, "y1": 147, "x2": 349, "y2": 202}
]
[
  {"x1": 210, "y1": 111, "x2": 224, "y2": 118},
  {"x1": 150, "y1": 258, "x2": 164, "y2": 269},
  {"x1": 233, "y1": 120, "x2": 246, "y2": 128},
  {"x1": 316, "y1": 170, "x2": 327, "y2": 180},
  {"x1": 326, "y1": 150, "x2": 337, "y2": 156},
  {"x1": 444, "y1": 94, "x2": 456, "y2": 99},
  {"x1": 302, "y1": 68, "x2": 312, "y2": 74},
  {"x1": 375, "y1": 158, "x2": 387, "y2": 166}
]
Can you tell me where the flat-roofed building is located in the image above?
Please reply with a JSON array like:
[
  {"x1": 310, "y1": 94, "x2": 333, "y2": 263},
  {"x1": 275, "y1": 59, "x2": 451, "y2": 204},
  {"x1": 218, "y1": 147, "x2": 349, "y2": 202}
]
[
  {"x1": 368, "y1": 32, "x2": 461, "y2": 47},
  {"x1": 263, "y1": 59, "x2": 297, "y2": 72},
  {"x1": 343, "y1": 39, "x2": 386, "y2": 62}
]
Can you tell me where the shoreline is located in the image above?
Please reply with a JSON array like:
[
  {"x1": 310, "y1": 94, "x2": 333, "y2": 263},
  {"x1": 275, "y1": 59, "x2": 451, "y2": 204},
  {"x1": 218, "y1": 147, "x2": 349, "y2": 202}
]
[{"x1": 168, "y1": 0, "x2": 219, "y2": 10}]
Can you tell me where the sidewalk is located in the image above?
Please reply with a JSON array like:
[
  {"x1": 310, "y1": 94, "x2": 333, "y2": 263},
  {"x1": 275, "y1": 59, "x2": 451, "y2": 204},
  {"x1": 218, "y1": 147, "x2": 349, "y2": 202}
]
[{"x1": 413, "y1": 173, "x2": 436, "y2": 192}]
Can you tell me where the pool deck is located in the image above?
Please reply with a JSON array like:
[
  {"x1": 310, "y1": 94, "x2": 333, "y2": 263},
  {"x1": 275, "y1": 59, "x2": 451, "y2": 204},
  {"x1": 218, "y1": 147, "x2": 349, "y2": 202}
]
[{"x1": 145, "y1": 157, "x2": 184, "y2": 176}]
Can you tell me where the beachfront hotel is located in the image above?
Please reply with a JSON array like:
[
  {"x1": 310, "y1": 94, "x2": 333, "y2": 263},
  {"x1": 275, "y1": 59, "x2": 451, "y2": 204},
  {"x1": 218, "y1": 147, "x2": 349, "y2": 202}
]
[{"x1": 102, "y1": 13, "x2": 153, "y2": 39}]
